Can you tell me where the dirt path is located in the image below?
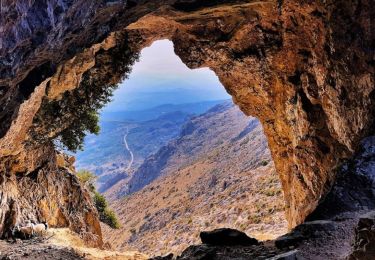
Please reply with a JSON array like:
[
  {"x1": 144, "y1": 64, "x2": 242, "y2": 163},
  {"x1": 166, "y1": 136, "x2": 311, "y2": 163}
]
[
  {"x1": 0, "y1": 228, "x2": 148, "y2": 259},
  {"x1": 123, "y1": 127, "x2": 134, "y2": 172}
]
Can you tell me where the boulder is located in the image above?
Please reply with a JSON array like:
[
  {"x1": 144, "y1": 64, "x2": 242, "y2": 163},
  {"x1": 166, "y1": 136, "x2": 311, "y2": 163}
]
[
  {"x1": 200, "y1": 228, "x2": 259, "y2": 246},
  {"x1": 275, "y1": 220, "x2": 335, "y2": 249},
  {"x1": 150, "y1": 253, "x2": 174, "y2": 260},
  {"x1": 275, "y1": 232, "x2": 304, "y2": 249},
  {"x1": 348, "y1": 211, "x2": 375, "y2": 260}
]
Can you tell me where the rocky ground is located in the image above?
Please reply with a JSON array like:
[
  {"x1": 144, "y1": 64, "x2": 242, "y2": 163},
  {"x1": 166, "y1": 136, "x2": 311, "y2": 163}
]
[
  {"x1": 0, "y1": 239, "x2": 83, "y2": 260},
  {"x1": 150, "y1": 136, "x2": 375, "y2": 259},
  {"x1": 0, "y1": 229, "x2": 147, "y2": 260},
  {"x1": 149, "y1": 211, "x2": 373, "y2": 260}
]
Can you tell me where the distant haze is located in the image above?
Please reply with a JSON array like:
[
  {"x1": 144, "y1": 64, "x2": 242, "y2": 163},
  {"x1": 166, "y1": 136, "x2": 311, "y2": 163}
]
[{"x1": 102, "y1": 40, "x2": 230, "y2": 112}]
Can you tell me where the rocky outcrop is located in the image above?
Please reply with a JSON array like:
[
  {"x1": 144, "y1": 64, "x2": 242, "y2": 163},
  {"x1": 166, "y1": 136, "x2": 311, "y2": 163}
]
[
  {"x1": 123, "y1": 0, "x2": 375, "y2": 228},
  {"x1": 0, "y1": 0, "x2": 374, "y2": 240},
  {"x1": 151, "y1": 228, "x2": 293, "y2": 260},
  {"x1": 200, "y1": 228, "x2": 259, "y2": 246},
  {"x1": 307, "y1": 136, "x2": 375, "y2": 220},
  {"x1": 275, "y1": 220, "x2": 335, "y2": 249},
  {"x1": 0, "y1": 145, "x2": 102, "y2": 246},
  {"x1": 349, "y1": 211, "x2": 375, "y2": 260}
]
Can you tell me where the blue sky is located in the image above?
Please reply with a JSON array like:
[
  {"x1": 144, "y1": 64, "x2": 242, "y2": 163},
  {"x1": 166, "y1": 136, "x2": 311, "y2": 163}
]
[{"x1": 102, "y1": 40, "x2": 230, "y2": 112}]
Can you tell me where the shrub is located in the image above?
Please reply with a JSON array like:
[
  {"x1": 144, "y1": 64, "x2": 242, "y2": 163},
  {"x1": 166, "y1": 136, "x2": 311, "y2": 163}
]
[
  {"x1": 260, "y1": 160, "x2": 268, "y2": 166},
  {"x1": 93, "y1": 191, "x2": 121, "y2": 229},
  {"x1": 102, "y1": 208, "x2": 121, "y2": 229},
  {"x1": 76, "y1": 169, "x2": 97, "y2": 192},
  {"x1": 76, "y1": 169, "x2": 121, "y2": 229},
  {"x1": 94, "y1": 192, "x2": 108, "y2": 214}
]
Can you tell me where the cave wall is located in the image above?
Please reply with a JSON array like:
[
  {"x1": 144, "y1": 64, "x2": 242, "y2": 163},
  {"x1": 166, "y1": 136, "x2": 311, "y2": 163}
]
[
  {"x1": 0, "y1": 0, "x2": 373, "y2": 238},
  {"x1": 156, "y1": 0, "x2": 375, "y2": 227},
  {"x1": 0, "y1": 145, "x2": 102, "y2": 246}
]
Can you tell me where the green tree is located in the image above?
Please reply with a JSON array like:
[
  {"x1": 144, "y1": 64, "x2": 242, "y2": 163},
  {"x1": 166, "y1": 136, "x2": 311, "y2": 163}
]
[
  {"x1": 94, "y1": 192, "x2": 108, "y2": 214},
  {"x1": 59, "y1": 111, "x2": 100, "y2": 152},
  {"x1": 32, "y1": 39, "x2": 140, "y2": 153}
]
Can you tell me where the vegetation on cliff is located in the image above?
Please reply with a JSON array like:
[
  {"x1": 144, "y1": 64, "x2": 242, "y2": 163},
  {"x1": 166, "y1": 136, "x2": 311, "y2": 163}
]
[{"x1": 77, "y1": 170, "x2": 121, "y2": 229}]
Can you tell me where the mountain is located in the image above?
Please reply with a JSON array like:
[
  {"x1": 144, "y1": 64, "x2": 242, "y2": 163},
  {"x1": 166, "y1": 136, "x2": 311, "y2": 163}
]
[
  {"x1": 75, "y1": 101, "x2": 227, "y2": 192},
  {"x1": 104, "y1": 87, "x2": 230, "y2": 112},
  {"x1": 100, "y1": 100, "x2": 227, "y2": 122},
  {"x1": 75, "y1": 111, "x2": 190, "y2": 192},
  {"x1": 102, "y1": 102, "x2": 287, "y2": 256}
]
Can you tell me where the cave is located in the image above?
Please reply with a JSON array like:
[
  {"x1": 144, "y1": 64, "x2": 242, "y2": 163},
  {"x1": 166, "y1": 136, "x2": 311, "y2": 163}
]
[
  {"x1": 0, "y1": 0, "x2": 374, "y2": 259},
  {"x1": 68, "y1": 39, "x2": 287, "y2": 255}
]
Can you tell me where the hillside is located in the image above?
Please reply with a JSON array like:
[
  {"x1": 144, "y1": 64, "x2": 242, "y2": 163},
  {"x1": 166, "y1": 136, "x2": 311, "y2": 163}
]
[
  {"x1": 104, "y1": 102, "x2": 265, "y2": 199},
  {"x1": 75, "y1": 101, "x2": 227, "y2": 193},
  {"x1": 103, "y1": 102, "x2": 287, "y2": 256},
  {"x1": 75, "y1": 112, "x2": 189, "y2": 192}
]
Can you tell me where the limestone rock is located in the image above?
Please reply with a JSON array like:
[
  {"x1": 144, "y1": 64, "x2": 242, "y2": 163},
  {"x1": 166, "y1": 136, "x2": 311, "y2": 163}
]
[
  {"x1": 149, "y1": 253, "x2": 174, "y2": 260},
  {"x1": 0, "y1": 146, "x2": 102, "y2": 247}
]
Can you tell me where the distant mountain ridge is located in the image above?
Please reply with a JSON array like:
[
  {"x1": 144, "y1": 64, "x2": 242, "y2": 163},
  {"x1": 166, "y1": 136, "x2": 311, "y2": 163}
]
[{"x1": 100, "y1": 100, "x2": 228, "y2": 122}]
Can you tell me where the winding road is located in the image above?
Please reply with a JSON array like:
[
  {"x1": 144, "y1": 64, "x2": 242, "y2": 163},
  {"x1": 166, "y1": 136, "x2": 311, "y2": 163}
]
[{"x1": 123, "y1": 127, "x2": 134, "y2": 172}]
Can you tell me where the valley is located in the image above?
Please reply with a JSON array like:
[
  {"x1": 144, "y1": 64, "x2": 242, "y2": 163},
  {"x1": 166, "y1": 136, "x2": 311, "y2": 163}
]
[
  {"x1": 96, "y1": 101, "x2": 287, "y2": 256},
  {"x1": 75, "y1": 101, "x2": 224, "y2": 193}
]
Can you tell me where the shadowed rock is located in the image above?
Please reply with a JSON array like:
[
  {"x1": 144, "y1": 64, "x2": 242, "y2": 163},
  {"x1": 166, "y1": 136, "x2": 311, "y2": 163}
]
[
  {"x1": 200, "y1": 228, "x2": 259, "y2": 246},
  {"x1": 275, "y1": 220, "x2": 335, "y2": 249},
  {"x1": 269, "y1": 250, "x2": 299, "y2": 260},
  {"x1": 349, "y1": 211, "x2": 375, "y2": 260}
]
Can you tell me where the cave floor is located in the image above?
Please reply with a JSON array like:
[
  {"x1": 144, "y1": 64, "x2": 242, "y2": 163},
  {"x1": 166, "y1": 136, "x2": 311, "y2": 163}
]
[
  {"x1": 0, "y1": 238, "x2": 84, "y2": 260},
  {"x1": 0, "y1": 228, "x2": 148, "y2": 260}
]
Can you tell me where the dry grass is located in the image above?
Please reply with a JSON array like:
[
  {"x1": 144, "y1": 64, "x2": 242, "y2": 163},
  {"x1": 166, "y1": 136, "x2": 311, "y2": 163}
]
[{"x1": 47, "y1": 228, "x2": 148, "y2": 260}]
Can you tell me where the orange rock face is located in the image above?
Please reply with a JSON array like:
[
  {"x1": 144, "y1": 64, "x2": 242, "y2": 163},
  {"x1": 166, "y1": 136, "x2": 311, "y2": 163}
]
[
  {"x1": 0, "y1": 145, "x2": 102, "y2": 246},
  {"x1": 121, "y1": 0, "x2": 374, "y2": 228},
  {"x1": 0, "y1": 0, "x2": 373, "y2": 240}
]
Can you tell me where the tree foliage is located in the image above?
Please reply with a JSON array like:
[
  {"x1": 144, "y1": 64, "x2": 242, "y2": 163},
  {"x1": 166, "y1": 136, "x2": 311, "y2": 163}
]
[
  {"x1": 33, "y1": 37, "x2": 140, "y2": 152},
  {"x1": 53, "y1": 77, "x2": 118, "y2": 152}
]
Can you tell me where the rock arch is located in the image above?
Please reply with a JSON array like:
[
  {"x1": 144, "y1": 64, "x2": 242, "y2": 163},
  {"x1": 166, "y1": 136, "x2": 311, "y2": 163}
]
[{"x1": 0, "y1": 0, "x2": 373, "y2": 240}]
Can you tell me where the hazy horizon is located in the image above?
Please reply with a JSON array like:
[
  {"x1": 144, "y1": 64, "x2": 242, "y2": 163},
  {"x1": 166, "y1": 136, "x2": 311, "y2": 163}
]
[{"x1": 101, "y1": 40, "x2": 230, "y2": 112}]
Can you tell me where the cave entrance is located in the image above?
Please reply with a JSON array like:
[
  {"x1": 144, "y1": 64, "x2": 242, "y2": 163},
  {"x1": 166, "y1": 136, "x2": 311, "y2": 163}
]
[{"x1": 73, "y1": 40, "x2": 287, "y2": 256}]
